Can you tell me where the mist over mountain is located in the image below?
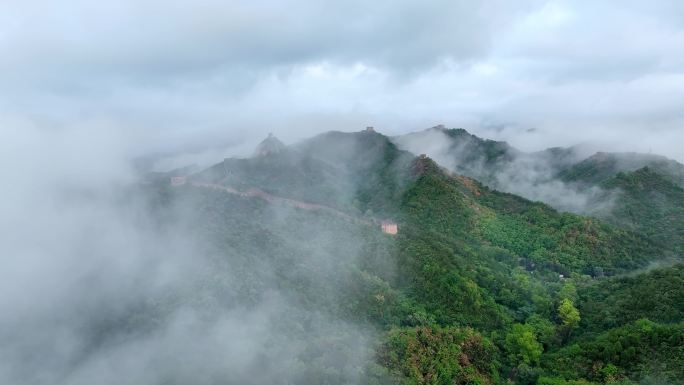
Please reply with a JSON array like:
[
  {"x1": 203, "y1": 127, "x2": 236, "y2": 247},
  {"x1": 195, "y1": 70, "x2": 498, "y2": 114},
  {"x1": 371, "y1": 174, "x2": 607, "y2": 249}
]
[
  {"x1": 394, "y1": 126, "x2": 603, "y2": 213},
  {"x1": 4, "y1": 121, "x2": 684, "y2": 385},
  {"x1": 4, "y1": 1, "x2": 684, "y2": 384},
  {"x1": 395, "y1": 126, "x2": 684, "y2": 254}
]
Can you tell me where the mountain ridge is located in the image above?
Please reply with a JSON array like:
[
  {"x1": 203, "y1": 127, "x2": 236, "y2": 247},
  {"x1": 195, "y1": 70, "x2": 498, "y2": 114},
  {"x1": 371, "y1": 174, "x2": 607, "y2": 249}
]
[{"x1": 139, "y1": 126, "x2": 684, "y2": 384}]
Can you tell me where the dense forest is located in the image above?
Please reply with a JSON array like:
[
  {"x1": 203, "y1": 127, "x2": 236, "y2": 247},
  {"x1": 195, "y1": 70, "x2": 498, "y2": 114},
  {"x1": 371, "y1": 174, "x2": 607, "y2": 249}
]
[{"x1": 131, "y1": 128, "x2": 684, "y2": 384}]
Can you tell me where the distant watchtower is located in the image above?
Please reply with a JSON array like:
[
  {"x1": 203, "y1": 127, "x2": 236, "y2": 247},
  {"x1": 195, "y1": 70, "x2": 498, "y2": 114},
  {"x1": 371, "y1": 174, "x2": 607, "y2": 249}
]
[
  {"x1": 365, "y1": 126, "x2": 375, "y2": 132},
  {"x1": 419, "y1": 154, "x2": 428, "y2": 159},
  {"x1": 170, "y1": 176, "x2": 187, "y2": 186},
  {"x1": 381, "y1": 220, "x2": 398, "y2": 235}
]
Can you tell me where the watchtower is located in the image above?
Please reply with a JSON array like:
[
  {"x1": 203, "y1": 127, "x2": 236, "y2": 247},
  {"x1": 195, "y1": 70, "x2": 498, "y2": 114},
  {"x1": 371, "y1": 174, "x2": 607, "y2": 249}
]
[
  {"x1": 170, "y1": 176, "x2": 187, "y2": 186},
  {"x1": 381, "y1": 220, "x2": 398, "y2": 235}
]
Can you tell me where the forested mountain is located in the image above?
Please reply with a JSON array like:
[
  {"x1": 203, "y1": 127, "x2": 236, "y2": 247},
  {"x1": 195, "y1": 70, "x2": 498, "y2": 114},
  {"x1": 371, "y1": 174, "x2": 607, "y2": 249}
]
[
  {"x1": 130, "y1": 128, "x2": 684, "y2": 384},
  {"x1": 193, "y1": 128, "x2": 413, "y2": 216},
  {"x1": 393, "y1": 126, "x2": 584, "y2": 190},
  {"x1": 394, "y1": 126, "x2": 684, "y2": 253},
  {"x1": 559, "y1": 152, "x2": 684, "y2": 187}
]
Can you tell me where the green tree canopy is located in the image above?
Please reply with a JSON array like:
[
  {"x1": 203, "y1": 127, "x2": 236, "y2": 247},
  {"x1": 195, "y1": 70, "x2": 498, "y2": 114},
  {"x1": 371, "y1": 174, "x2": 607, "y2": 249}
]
[
  {"x1": 558, "y1": 298, "x2": 581, "y2": 342},
  {"x1": 505, "y1": 323, "x2": 543, "y2": 365}
]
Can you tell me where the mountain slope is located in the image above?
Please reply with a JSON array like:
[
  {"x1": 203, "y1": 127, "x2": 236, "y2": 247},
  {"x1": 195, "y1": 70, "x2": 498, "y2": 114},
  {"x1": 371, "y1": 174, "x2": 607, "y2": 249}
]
[
  {"x1": 192, "y1": 129, "x2": 414, "y2": 217},
  {"x1": 599, "y1": 167, "x2": 684, "y2": 251},
  {"x1": 137, "y1": 128, "x2": 680, "y2": 385},
  {"x1": 395, "y1": 126, "x2": 684, "y2": 253},
  {"x1": 578, "y1": 264, "x2": 684, "y2": 333},
  {"x1": 393, "y1": 127, "x2": 597, "y2": 213},
  {"x1": 542, "y1": 319, "x2": 684, "y2": 384},
  {"x1": 393, "y1": 126, "x2": 521, "y2": 187},
  {"x1": 560, "y1": 151, "x2": 684, "y2": 186},
  {"x1": 192, "y1": 137, "x2": 344, "y2": 206}
]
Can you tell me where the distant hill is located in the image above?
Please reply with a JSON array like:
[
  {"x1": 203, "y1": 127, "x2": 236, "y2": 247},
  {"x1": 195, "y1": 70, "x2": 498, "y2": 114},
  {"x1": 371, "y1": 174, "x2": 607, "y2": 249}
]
[
  {"x1": 555, "y1": 153, "x2": 684, "y2": 252},
  {"x1": 393, "y1": 127, "x2": 594, "y2": 212},
  {"x1": 394, "y1": 126, "x2": 684, "y2": 253},
  {"x1": 192, "y1": 136, "x2": 346, "y2": 207},
  {"x1": 393, "y1": 126, "x2": 521, "y2": 186},
  {"x1": 193, "y1": 129, "x2": 414, "y2": 217},
  {"x1": 253, "y1": 132, "x2": 287, "y2": 156},
  {"x1": 560, "y1": 151, "x2": 684, "y2": 186}
]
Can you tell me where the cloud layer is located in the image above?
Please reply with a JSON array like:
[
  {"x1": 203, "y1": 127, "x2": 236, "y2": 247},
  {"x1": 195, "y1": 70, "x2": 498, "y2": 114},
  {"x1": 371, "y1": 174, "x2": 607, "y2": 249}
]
[
  {"x1": 0, "y1": 124, "x2": 377, "y2": 384},
  {"x1": 2, "y1": 0, "x2": 683, "y2": 160},
  {"x1": 2, "y1": 3, "x2": 683, "y2": 382}
]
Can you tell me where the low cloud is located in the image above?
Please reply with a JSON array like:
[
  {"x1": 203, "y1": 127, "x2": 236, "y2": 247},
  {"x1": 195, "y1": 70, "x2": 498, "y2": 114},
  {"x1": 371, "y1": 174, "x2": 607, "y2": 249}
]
[
  {"x1": 393, "y1": 127, "x2": 617, "y2": 214},
  {"x1": 3, "y1": 1, "x2": 683, "y2": 383},
  {"x1": 3, "y1": 1, "x2": 684, "y2": 161},
  {"x1": 0, "y1": 126, "x2": 377, "y2": 384}
]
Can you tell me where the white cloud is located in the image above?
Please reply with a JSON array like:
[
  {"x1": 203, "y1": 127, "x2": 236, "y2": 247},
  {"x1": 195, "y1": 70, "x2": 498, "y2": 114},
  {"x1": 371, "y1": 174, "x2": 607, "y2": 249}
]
[
  {"x1": 521, "y1": 2, "x2": 575, "y2": 30},
  {"x1": 0, "y1": 0, "x2": 683, "y2": 161}
]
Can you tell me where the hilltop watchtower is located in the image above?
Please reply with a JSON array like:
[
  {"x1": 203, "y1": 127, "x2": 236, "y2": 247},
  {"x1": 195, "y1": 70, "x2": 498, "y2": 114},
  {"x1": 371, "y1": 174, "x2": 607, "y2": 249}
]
[
  {"x1": 254, "y1": 133, "x2": 286, "y2": 157},
  {"x1": 365, "y1": 126, "x2": 375, "y2": 132}
]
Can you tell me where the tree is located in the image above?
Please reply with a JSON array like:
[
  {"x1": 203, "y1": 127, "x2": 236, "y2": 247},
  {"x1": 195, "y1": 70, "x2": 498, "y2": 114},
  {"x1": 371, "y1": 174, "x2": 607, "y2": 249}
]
[
  {"x1": 526, "y1": 314, "x2": 558, "y2": 349},
  {"x1": 505, "y1": 323, "x2": 543, "y2": 365},
  {"x1": 558, "y1": 282, "x2": 578, "y2": 303},
  {"x1": 558, "y1": 298, "x2": 581, "y2": 342}
]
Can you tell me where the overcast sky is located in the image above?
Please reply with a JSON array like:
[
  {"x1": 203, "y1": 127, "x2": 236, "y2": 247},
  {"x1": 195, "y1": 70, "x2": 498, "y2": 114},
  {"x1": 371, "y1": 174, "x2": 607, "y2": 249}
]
[{"x1": 2, "y1": 0, "x2": 684, "y2": 161}]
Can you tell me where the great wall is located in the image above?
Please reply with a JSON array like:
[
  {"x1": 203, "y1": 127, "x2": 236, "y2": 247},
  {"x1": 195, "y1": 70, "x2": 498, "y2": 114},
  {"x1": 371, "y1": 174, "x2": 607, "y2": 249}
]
[{"x1": 171, "y1": 177, "x2": 398, "y2": 234}]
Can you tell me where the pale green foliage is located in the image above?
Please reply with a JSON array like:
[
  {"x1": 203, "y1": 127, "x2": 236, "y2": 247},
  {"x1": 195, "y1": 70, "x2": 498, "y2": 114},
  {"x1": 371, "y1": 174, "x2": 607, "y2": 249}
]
[
  {"x1": 558, "y1": 282, "x2": 578, "y2": 303},
  {"x1": 558, "y1": 298, "x2": 581, "y2": 342},
  {"x1": 558, "y1": 299, "x2": 581, "y2": 329},
  {"x1": 505, "y1": 323, "x2": 543, "y2": 365}
]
